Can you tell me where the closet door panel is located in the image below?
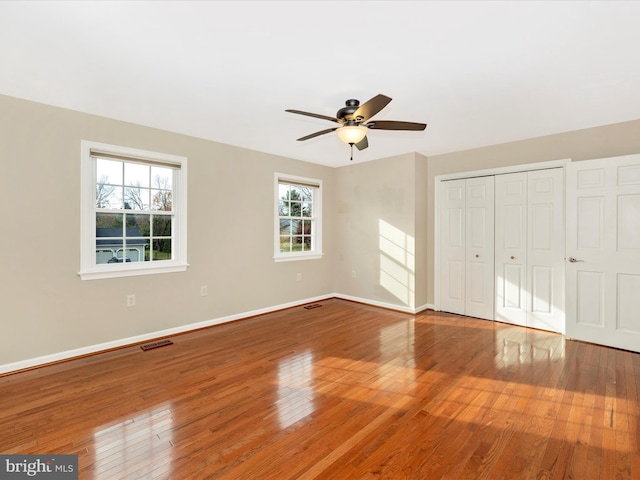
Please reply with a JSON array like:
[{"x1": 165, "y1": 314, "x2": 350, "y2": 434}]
[
  {"x1": 495, "y1": 173, "x2": 528, "y2": 327},
  {"x1": 440, "y1": 180, "x2": 466, "y2": 315},
  {"x1": 465, "y1": 176, "x2": 494, "y2": 320},
  {"x1": 527, "y1": 169, "x2": 565, "y2": 333}
]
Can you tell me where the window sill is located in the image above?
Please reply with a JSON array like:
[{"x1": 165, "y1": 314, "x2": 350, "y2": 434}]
[
  {"x1": 79, "y1": 263, "x2": 189, "y2": 280},
  {"x1": 273, "y1": 253, "x2": 323, "y2": 263}
]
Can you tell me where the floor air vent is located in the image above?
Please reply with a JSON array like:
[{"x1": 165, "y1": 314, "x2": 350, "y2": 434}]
[
  {"x1": 304, "y1": 304, "x2": 322, "y2": 310},
  {"x1": 140, "y1": 339, "x2": 173, "y2": 351}
]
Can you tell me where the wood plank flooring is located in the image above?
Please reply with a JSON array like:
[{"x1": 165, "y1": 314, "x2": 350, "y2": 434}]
[{"x1": 1, "y1": 298, "x2": 639, "y2": 479}]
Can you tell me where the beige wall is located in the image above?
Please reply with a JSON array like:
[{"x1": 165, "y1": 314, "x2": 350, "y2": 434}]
[
  {"x1": 414, "y1": 153, "x2": 429, "y2": 308},
  {"x1": 334, "y1": 153, "x2": 420, "y2": 310},
  {"x1": 425, "y1": 119, "x2": 640, "y2": 305},
  {"x1": 2, "y1": 92, "x2": 639, "y2": 370},
  {"x1": 0, "y1": 94, "x2": 335, "y2": 367}
]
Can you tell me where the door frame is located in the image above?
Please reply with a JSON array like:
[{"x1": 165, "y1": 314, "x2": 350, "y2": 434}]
[{"x1": 434, "y1": 158, "x2": 571, "y2": 313}]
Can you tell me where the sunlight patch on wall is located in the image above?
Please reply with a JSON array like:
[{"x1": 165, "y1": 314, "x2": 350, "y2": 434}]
[{"x1": 379, "y1": 219, "x2": 415, "y2": 308}]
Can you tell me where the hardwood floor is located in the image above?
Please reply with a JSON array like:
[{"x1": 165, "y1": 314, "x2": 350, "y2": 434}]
[{"x1": 1, "y1": 298, "x2": 639, "y2": 479}]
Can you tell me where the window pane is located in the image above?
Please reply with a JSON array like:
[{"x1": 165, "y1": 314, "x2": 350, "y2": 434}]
[
  {"x1": 152, "y1": 215, "x2": 172, "y2": 237},
  {"x1": 279, "y1": 219, "x2": 291, "y2": 235},
  {"x1": 96, "y1": 158, "x2": 122, "y2": 185},
  {"x1": 291, "y1": 219, "x2": 301, "y2": 235},
  {"x1": 151, "y1": 239, "x2": 172, "y2": 261},
  {"x1": 126, "y1": 214, "x2": 150, "y2": 236},
  {"x1": 292, "y1": 236, "x2": 304, "y2": 251},
  {"x1": 290, "y1": 201, "x2": 302, "y2": 217},
  {"x1": 124, "y1": 186, "x2": 149, "y2": 210},
  {"x1": 279, "y1": 200, "x2": 290, "y2": 216},
  {"x1": 96, "y1": 185, "x2": 123, "y2": 209},
  {"x1": 300, "y1": 187, "x2": 313, "y2": 202},
  {"x1": 96, "y1": 248, "x2": 117, "y2": 265},
  {"x1": 302, "y1": 202, "x2": 312, "y2": 217},
  {"x1": 96, "y1": 213, "x2": 123, "y2": 264},
  {"x1": 123, "y1": 215, "x2": 150, "y2": 262},
  {"x1": 124, "y1": 162, "x2": 150, "y2": 188},
  {"x1": 303, "y1": 236, "x2": 312, "y2": 251},
  {"x1": 279, "y1": 184, "x2": 290, "y2": 200},
  {"x1": 303, "y1": 220, "x2": 312, "y2": 235},
  {"x1": 279, "y1": 236, "x2": 291, "y2": 253},
  {"x1": 151, "y1": 166, "x2": 172, "y2": 189},
  {"x1": 151, "y1": 189, "x2": 173, "y2": 211},
  {"x1": 96, "y1": 212, "x2": 123, "y2": 229}
]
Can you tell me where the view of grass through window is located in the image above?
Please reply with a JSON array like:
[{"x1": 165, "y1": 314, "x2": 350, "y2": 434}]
[
  {"x1": 95, "y1": 158, "x2": 174, "y2": 264},
  {"x1": 278, "y1": 183, "x2": 314, "y2": 253}
]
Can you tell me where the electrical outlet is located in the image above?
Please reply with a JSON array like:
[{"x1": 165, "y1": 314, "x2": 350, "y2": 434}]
[
  {"x1": 127, "y1": 294, "x2": 136, "y2": 307},
  {"x1": 201, "y1": 286, "x2": 208, "y2": 296},
  {"x1": 296, "y1": 273, "x2": 302, "y2": 281}
]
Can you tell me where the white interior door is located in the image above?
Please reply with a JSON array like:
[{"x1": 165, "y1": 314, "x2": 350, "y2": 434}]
[
  {"x1": 439, "y1": 177, "x2": 494, "y2": 319},
  {"x1": 440, "y1": 179, "x2": 465, "y2": 315},
  {"x1": 465, "y1": 176, "x2": 495, "y2": 320},
  {"x1": 527, "y1": 169, "x2": 565, "y2": 333},
  {"x1": 495, "y1": 172, "x2": 528, "y2": 327},
  {"x1": 566, "y1": 154, "x2": 640, "y2": 352}
]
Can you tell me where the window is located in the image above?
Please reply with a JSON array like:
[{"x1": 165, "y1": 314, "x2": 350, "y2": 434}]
[
  {"x1": 274, "y1": 173, "x2": 322, "y2": 261},
  {"x1": 80, "y1": 141, "x2": 187, "y2": 280}
]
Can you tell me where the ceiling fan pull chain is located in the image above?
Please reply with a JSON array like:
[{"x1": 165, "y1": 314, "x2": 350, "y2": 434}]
[{"x1": 350, "y1": 143, "x2": 354, "y2": 161}]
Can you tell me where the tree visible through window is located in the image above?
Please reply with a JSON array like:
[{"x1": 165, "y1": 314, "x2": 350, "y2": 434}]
[
  {"x1": 95, "y1": 158, "x2": 174, "y2": 264},
  {"x1": 80, "y1": 140, "x2": 187, "y2": 280},
  {"x1": 275, "y1": 174, "x2": 322, "y2": 261}
]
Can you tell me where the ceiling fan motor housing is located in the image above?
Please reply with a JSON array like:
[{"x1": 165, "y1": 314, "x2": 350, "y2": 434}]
[{"x1": 337, "y1": 99, "x2": 361, "y2": 122}]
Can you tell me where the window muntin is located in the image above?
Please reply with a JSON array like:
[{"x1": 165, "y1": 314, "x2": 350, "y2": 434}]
[
  {"x1": 274, "y1": 174, "x2": 322, "y2": 261},
  {"x1": 80, "y1": 141, "x2": 187, "y2": 280},
  {"x1": 94, "y1": 158, "x2": 174, "y2": 265}
]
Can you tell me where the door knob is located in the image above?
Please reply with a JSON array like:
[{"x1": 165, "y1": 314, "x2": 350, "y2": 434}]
[
  {"x1": 568, "y1": 257, "x2": 584, "y2": 263},
  {"x1": 475, "y1": 254, "x2": 480, "y2": 258},
  {"x1": 510, "y1": 256, "x2": 515, "y2": 260}
]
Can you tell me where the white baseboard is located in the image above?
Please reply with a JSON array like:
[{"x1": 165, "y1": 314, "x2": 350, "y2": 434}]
[
  {"x1": 415, "y1": 303, "x2": 436, "y2": 313},
  {"x1": 0, "y1": 294, "x2": 333, "y2": 375},
  {"x1": 0, "y1": 294, "x2": 434, "y2": 375},
  {"x1": 334, "y1": 293, "x2": 434, "y2": 314}
]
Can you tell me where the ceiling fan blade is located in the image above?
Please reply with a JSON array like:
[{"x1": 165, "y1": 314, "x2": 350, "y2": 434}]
[
  {"x1": 351, "y1": 94, "x2": 392, "y2": 122},
  {"x1": 296, "y1": 127, "x2": 338, "y2": 141},
  {"x1": 366, "y1": 120, "x2": 427, "y2": 131},
  {"x1": 354, "y1": 136, "x2": 368, "y2": 151},
  {"x1": 285, "y1": 109, "x2": 341, "y2": 123}
]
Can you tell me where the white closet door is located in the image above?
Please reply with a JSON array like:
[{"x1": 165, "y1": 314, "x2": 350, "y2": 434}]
[
  {"x1": 527, "y1": 169, "x2": 565, "y2": 333},
  {"x1": 495, "y1": 172, "x2": 528, "y2": 327},
  {"x1": 465, "y1": 176, "x2": 495, "y2": 320},
  {"x1": 440, "y1": 179, "x2": 466, "y2": 315},
  {"x1": 495, "y1": 169, "x2": 565, "y2": 332},
  {"x1": 566, "y1": 155, "x2": 640, "y2": 352}
]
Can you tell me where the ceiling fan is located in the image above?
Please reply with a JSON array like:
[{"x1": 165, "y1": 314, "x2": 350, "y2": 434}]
[{"x1": 285, "y1": 94, "x2": 427, "y2": 160}]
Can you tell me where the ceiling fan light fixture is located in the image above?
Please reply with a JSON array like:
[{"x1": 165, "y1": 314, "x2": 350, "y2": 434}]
[{"x1": 336, "y1": 125, "x2": 368, "y2": 145}]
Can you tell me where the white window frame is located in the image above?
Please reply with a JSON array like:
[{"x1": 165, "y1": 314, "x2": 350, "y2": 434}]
[
  {"x1": 79, "y1": 140, "x2": 188, "y2": 280},
  {"x1": 274, "y1": 173, "x2": 323, "y2": 262}
]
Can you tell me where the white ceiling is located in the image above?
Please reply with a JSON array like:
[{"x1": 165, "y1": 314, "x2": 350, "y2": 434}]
[{"x1": 1, "y1": 1, "x2": 639, "y2": 168}]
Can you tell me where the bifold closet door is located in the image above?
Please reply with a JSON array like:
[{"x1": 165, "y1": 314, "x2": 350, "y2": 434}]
[
  {"x1": 495, "y1": 169, "x2": 565, "y2": 333},
  {"x1": 440, "y1": 177, "x2": 494, "y2": 320}
]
